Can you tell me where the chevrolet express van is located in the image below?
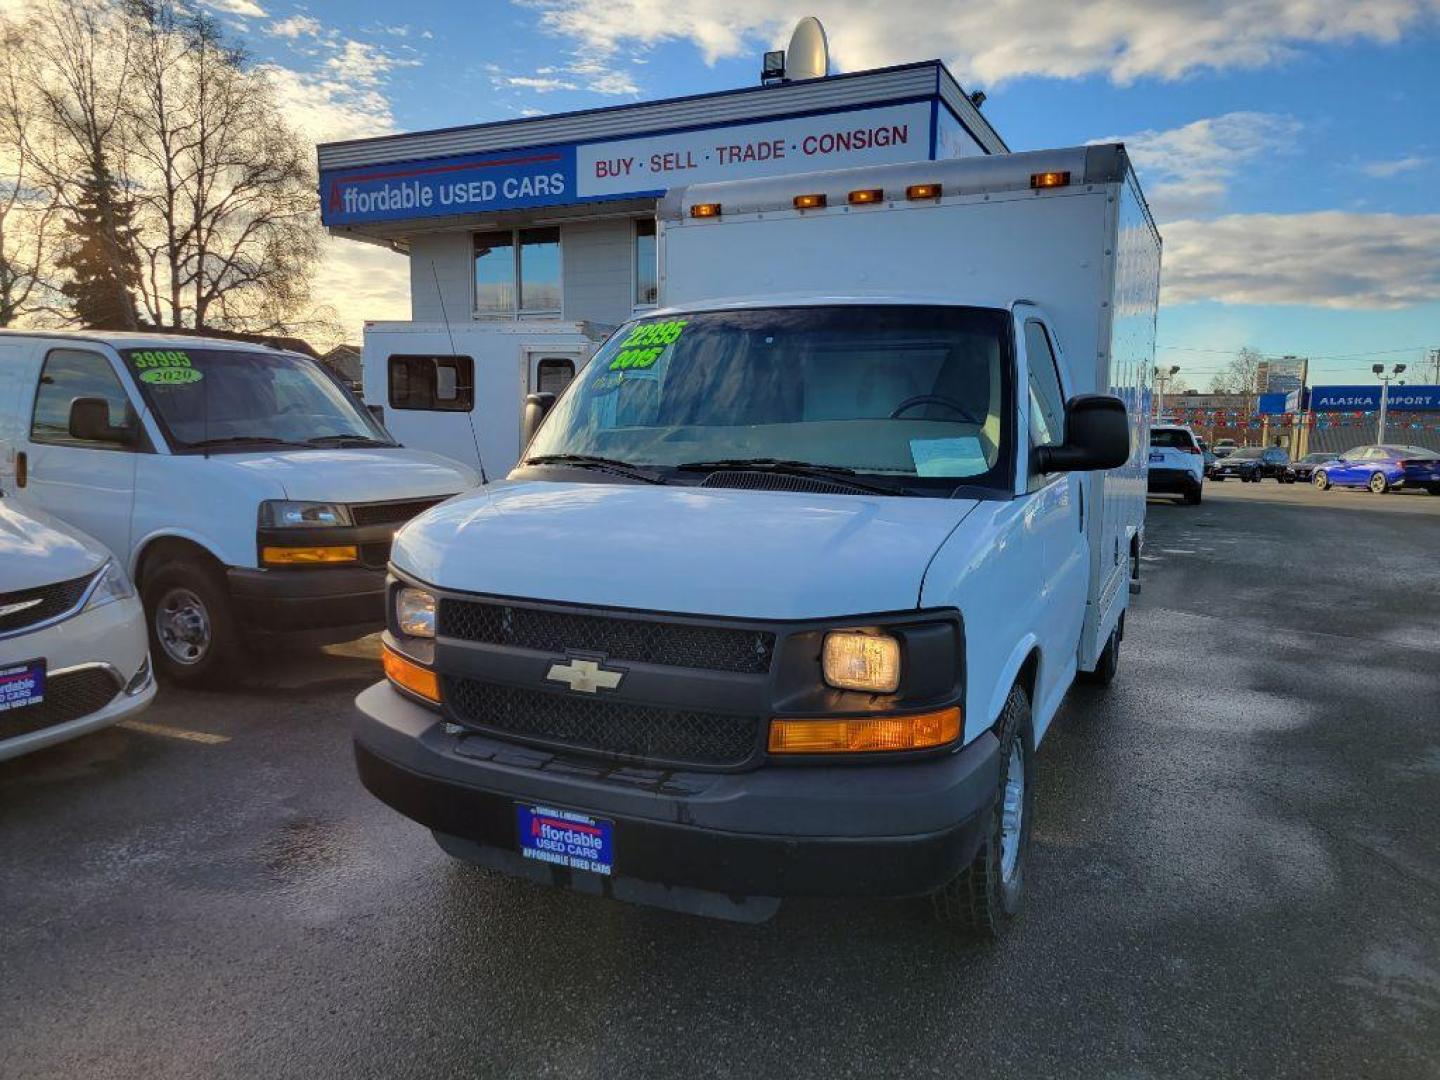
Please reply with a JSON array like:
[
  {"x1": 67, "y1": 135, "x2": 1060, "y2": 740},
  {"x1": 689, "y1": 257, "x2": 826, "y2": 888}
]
[
  {"x1": 0, "y1": 332, "x2": 477, "y2": 684},
  {"x1": 353, "y1": 147, "x2": 1160, "y2": 934}
]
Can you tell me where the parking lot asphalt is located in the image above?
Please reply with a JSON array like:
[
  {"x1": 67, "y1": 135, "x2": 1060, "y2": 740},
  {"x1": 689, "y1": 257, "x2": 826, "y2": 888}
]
[{"x1": 3, "y1": 482, "x2": 1438, "y2": 1080}]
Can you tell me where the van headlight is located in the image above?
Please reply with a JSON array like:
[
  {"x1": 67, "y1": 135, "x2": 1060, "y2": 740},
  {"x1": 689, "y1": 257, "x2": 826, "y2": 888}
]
[
  {"x1": 82, "y1": 559, "x2": 134, "y2": 611},
  {"x1": 822, "y1": 631, "x2": 901, "y2": 693},
  {"x1": 395, "y1": 587, "x2": 437, "y2": 639},
  {"x1": 258, "y1": 500, "x2": 353, "y2": 528}
]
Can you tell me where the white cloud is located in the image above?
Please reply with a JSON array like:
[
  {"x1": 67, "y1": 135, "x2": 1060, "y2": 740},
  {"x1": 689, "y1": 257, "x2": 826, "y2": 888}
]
[
  {"x1": 497, "y1": 75, "x2": 579, "y2": 92},
  {"x1": 325, "y1": 39, "x2": 420, "y2": 89},
  {"x1": 1162, "y1": 212, "x2": 1440, "y2": 310},
  {"x1": 258, "y1": 63, "x2": 396, "y2": 144},
  {"x1": 1361, "y1": 155, "x2": 1429, "y2": 178},
  {"x1": 203, "y1": 0, "x2": 266, "y2": 16},
  {"x1": 524, "y1": 0, "x2": 1439, "y2": 84},
  {"x1": 267, "y1": 14, "x2": 324, "y2": 40},
  {"x1": 1096, "y1": 112, "x2": 1302, "y2": 220},
  {"x1": 311, "y1": 238, "x2": 410, "y2": 344}
]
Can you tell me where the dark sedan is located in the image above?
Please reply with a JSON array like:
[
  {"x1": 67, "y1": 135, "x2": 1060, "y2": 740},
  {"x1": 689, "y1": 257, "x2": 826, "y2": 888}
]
[
  {"x1": 1210, "y1": 446, "x2": 1293, "y2": 483},
  {"x1": 1289, "y1": 451, "x2": 1339, "y2": 483}
]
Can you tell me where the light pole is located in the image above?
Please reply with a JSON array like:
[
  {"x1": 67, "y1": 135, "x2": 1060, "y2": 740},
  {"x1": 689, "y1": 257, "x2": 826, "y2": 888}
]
[
  {"x1": 1153, "y1": 364, "x2": 1179, "y2": 420},
  {"x1": 1373, "y1": 362, "x2": 1407, "y2": 443}
]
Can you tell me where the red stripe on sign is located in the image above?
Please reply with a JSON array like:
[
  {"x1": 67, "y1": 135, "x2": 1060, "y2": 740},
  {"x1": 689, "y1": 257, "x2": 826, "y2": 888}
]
[
  {"x1": 538, "y1": 816, "x2": 601, "y2": 836},
  {"x1": 332, "y1": 152, "x2": 565, "y2": 185}
]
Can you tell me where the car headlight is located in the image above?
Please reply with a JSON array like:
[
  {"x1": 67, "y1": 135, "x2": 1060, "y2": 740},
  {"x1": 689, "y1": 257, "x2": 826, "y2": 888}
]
[
  {"x1": 258, "y1": 500, "x2": 353, "y2": 528},
  {"x1": 81, "y1": 559, "x2": 134, "y2": 611},
  {"x1": 822, "y1": 631, "x2": 901, "y2": 693},
  {"x1": 395, "y1": 587, "x2": 437, "y2": 639}
]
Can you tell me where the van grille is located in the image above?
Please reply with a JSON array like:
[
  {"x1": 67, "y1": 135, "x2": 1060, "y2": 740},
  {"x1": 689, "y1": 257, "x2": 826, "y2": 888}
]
[
  {"x1": 437, "y1": 600, "x2": 775, "y2": 675},
  {"x1": 349, "y1": 497, "x2": 450, "y2": 528},
  {"x1": 0, "y1": 571, "x2": 96, "y2": 636},
  {"x1": 442, "y1": 677, "x2": 761, "y2": 768},
  {"x1": 0, "y1": 666, "x2": 121, "y2": 740}
]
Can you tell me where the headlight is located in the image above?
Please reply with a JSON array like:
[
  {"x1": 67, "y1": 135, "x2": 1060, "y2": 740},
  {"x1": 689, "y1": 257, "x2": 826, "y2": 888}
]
[
  {"x1": 822, "y1": 631, "x2": 901, "y2": 693},
  {"x1": 258, "y1": 500, "x2": 353, "y2": 528},
  {"x1": 395, "y1": 587, "x2": 437, "y2": 639},
  {"x1": 81, "y1": 559, "x2": 134, "y2": 612}
]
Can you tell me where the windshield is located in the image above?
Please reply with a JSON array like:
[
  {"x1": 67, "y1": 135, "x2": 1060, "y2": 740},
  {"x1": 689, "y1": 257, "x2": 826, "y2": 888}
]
[
  {"x1": 1150, "y1": 428, "x2": 1194, "y2": 449},
  {"x1": 1230, "y1": 447, "x2": 1264, "y2": 459},
  {"x1": 122, "y1": 347, "x2": 391, "y2": 452},
  {"x1": 525, "y1": 305, "x2": 1013, "y2": 493},
  {"x1": 1303, "y1": 453, "x2": 1332, "y2": 463}
]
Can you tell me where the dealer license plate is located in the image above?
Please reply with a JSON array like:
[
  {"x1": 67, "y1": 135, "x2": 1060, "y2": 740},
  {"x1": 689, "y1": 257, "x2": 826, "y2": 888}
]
[
  {"x1": 1148, "y1": 451, "x2": 1164, "y2": 463},
  {"x1": 517, "y1": 804, "x2": 614, "y2": 876},
  {"x1": 0, "y1": 658, "x2": 45, "y2": 713}
]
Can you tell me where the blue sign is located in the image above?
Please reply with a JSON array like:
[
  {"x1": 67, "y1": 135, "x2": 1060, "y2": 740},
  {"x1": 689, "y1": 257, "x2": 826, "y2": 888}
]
[
  {"x1": 1308, "y1": 385, "x2": 1440, "y2": 412},
  {"x1": 516, "y1": 804, "x2": 613, "y2": 875},
  {"x1": 322, "y1": 145, "x2": 579, "y2": 226}
]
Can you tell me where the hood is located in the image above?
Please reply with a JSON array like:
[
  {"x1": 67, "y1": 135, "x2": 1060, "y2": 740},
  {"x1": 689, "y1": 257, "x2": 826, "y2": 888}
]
[
  {"x1": 392, "y1": 480, "x2": 979, "y2": 621},
  {"x1": 220, "y1": 448, "x2": 478, "y2": 504},
  {"x1": 0, "y1": 501, "x2": 108, "y2": 592}
]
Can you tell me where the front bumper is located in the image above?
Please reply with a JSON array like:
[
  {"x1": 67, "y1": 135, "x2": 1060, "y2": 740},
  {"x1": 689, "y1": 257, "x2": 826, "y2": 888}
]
[
  {"x1": 227, "y1": 566, "x2": 386, "y2": 647},
  {"x1": 354, "y1": 682, "x2": 999, "y2": 907}
]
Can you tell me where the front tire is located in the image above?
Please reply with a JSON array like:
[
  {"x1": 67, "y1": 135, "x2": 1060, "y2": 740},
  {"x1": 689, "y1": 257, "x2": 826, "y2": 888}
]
[
  {"x1": 1183, "y1": 483, "x2": 1202, "y2": 505},
  {"x1": 932, "y1": 683, "x2": 1034, "y2": 940},
  {"x1": 143, "y1": 560, "x2": 244, "y2": 686},
  {"x1": 1369, "y1": 472, "x2": 1389, "y2": 494},
  {"x1": 1314, "y1": 470, "x2": 1331, "y2": 490}
]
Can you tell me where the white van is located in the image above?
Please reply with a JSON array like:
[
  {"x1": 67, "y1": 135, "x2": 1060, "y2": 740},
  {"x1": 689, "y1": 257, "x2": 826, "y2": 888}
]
[
  {"x1": 352, "y1": 146, "x2": 1161, "y2": 934},
  {"x1": 0, "y1": 331, "x2": 477, "y2": 684}
]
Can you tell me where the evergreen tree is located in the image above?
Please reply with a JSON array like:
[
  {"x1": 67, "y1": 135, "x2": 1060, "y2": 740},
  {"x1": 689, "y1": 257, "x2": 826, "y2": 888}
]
[{"x1": 55, "y1": 162, "x2": 141, "y2": 328}]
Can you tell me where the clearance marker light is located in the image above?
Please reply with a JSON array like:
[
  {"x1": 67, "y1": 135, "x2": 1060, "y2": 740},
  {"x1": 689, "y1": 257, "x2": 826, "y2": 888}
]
[
  {"x1": 905, "y1": 183, "x2": 942, "y2": 200},
  {"x1": 689, "y1": 202, "x2": 721, "y2": 218},
  {"x1": 383, "y1": 644, "x2": 440, "y2": 703},
  {"x1": 261, "y1": 545, "x2": 358, "y2": 566},
  {"x1": 848, "y1": 188, "x2": 884, "y2": 205},
  {"x1": 793, "y1": 192, "x2": 827, "y2": 209},
  {"x1": 1031, "y1": 171, "x2": 1071, "y2": 189},
  {"x1": 769, "y1": 707, "x2": 962, "y2": 754}
]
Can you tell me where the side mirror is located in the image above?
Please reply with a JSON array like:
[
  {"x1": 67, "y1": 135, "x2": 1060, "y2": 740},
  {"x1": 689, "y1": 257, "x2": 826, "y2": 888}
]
[
  {"x1": 68, "y1": 397, "x2": 134, "y2": 446},
  {"x1": 1034, "y1": 394, "x2": 1129, "y2": 473},
  {"x1": 521, "y1": 392, "x2": 557, "y2": 447}
]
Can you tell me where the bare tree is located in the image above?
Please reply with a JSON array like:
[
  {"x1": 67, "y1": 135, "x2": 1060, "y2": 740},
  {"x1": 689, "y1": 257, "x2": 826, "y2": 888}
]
[
  {"x1": 124, "y1": 2, "x2": 329, "y2": 338},
  {"x1": 0, "y1": 26, "x2": 64, "y2": 325},
  {"x1": 1208, "y1": 346, "x2": 1265, "y2": 396}
]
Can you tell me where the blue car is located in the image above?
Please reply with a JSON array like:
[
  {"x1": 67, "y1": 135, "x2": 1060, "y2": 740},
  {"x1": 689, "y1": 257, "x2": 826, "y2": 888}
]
[{"x1": 1312, "y1": 445, "x2": 1440, "y2": 494}]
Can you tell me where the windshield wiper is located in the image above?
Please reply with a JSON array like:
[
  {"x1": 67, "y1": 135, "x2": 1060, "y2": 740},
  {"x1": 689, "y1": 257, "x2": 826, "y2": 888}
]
[
  {"x1": 304, "y1": 434, "x2": 397, "y2": 448},
  {"x1": 183, "y1": 435, "x2": 312, "y2": 450},
  {"x1": 522, "y1": 453, "x2": 665, "y2": 485},
  {"x1": 675, "y1": 458, "x2": 897, "y2": 494}
]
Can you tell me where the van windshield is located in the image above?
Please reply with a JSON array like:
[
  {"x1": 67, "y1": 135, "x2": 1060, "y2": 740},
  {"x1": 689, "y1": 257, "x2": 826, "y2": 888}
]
[
  {"x1": 121, "y1": 347, "x2": 392, "y2": 453},
  {"x1": 525, "y1": 305, "x2": 1014, "y2": 493}
]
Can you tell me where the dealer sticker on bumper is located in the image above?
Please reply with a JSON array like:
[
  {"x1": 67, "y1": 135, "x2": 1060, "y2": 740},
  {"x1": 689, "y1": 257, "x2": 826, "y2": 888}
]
[
  {"x1": 517, "y1": 804, "x2": 614, "y2": 876},
  {"x1": 0, "y1": 658, "x2": 45, "y2": 713}
]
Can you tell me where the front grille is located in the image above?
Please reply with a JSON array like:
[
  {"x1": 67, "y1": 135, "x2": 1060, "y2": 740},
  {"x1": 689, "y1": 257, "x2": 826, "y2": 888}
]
[
  {"x1": 443, "y1": 677, "x2": 761, "y2": 767},
  {"x1": 359, "y1": 542, "x2": 392, "y2": 570},
  {"x1": 0, "y1": 571, "x2": 96, "y2": 636},
  {"x1": 438, "y1": 600, "x2": 775, "y2": 675},
  {"x1": 0, "y1": 666, "x2": 121, "y2": 740},
  {"x1": 349, "y1": 497, "x2": 449, "y2": 528}
]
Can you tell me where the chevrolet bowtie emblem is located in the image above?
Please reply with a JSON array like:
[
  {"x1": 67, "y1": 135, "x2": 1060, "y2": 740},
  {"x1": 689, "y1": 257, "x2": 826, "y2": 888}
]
[{"x1": 546, "y1": 657, "x2": 624, "y2": 694}]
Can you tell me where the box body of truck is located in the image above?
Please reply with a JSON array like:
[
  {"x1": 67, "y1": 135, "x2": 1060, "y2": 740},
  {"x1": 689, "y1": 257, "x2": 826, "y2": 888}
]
[
  {"x1": 658, "y1": 144, "x2": 1159, "y2": 670},
  {"x1": 362, "y1": 321, "x2": 608, "y2": 477}
]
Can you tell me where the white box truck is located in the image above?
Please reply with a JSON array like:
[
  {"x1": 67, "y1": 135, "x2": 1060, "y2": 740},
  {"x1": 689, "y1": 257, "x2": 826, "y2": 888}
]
[{"x1": 353, "y1": 144, "x2": 1161, "y2": 934}]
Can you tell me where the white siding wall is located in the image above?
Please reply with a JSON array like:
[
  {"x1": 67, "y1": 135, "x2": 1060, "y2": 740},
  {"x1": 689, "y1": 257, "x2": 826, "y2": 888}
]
[
  {"x1": 561, "y1": 218, "x2": 635, "y2": 327},
  {"x1": 409, "y1": 232, "x2": 472, "y2": 321}
]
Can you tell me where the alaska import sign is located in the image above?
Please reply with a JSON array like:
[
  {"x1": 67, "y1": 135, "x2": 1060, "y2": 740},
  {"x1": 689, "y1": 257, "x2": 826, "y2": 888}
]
[
  {"x1": 1308, "y1": 385, "x2": 1440, "y2": 412},
  {"x1": 320, "y1": 100, "x2": 952, "y2": 227}
]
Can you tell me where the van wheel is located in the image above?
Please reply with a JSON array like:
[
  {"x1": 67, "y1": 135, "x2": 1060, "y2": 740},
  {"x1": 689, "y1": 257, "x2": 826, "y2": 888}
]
[
  {"x1": 143, "y1": 560, "x2": 243, "y2": 686},
  {"x1": 1314, "y1": 470, "x2": 1330, "y2": 490},
  {"x1": 931, "y1": 683, "x2": 1034, "y2": 940},
  {"x1": 1368, "y1": 472, "x2": 1389, "y2": 494}
]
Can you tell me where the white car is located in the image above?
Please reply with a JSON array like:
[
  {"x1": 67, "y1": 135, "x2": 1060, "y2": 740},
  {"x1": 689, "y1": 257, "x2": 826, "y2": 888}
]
[
  {"x1": 0, "y1": 499, "x2": 154, "y2": 760},
  {"x1": 1147, "y1": 424, "x2": 1205, "y2": 504}
]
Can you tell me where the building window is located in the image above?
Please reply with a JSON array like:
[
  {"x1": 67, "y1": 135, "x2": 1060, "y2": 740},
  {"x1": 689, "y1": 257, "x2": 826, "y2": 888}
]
[
  {"x1": 473, "y1": 227, "x2": 561, "y2": 318},
  {"x1": 535, "y1": 357, "x2": 575, "y2": 395},
  {"x1": 388, "y1": 355, "x2": 474, "y2": 411},
  {"x1": 634, "y1": 218, "x2": 658, "y2": 308}
]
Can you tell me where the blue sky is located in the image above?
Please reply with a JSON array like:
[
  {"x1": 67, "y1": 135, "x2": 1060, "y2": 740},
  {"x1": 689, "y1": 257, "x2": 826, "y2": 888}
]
[{"x1": 207, "y1": 0, "x2": 1440, "y2": 387}]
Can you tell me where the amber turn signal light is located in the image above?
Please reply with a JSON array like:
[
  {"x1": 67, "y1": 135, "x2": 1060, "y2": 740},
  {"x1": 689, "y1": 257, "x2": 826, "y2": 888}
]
[
  {"x1": 261, "y1": 545, "x2": 358, "y2": 566},
  {"x1": 793, "y1": 193, "x2": 827, "y2": 209},
  {"x1": 1031, "y1": 171, "x2": 1071, "y2": 189},
  {"x1": 847, "y1": 188, "x2": 884, "y2": 205},
  {"x1": 905, "y1": 183, "x2": 942, "y2": 200},
  {"x1": 383, "y1": 644, "x2": 440, "y2": 703},
  {"x1": 689, "y1": 202, "x2": 721, "y2": 218},
  {"x1": 768, "y1": 707, "x2": 961, "y2": 754}
]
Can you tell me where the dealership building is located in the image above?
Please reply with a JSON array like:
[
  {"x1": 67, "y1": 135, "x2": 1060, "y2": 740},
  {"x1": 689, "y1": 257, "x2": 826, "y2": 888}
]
[{"x1": 317, "y1": 60, "x2": 1005, "y2": 331}]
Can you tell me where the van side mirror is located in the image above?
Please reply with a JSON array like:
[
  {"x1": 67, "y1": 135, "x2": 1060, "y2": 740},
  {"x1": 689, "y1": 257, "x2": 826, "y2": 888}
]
[
  {"x1": 1034, "y1": 394, "x2": 1129, "y2": 473},
  {"x1": 522, "y1": 392, "x2": 557, "y2": 447},
  {"x1": 68, "y1": 397, "x2": 135, "y2": 446}
]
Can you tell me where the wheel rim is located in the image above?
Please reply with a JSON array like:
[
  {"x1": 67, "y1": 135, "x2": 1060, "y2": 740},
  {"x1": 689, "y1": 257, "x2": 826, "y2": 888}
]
[
  {"x1": 999, "y1": 741, "x2": 1025, "y2": 883},
  {"x1": 155, "y1": 587, "x2": 211, "y2": 665},
  {"x1": 1370, "y1": 474, "x2": 1385, "y2": 493},
  {"x1": 1314, "y1": 472, "x2": 1326, "y2": 488}
]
